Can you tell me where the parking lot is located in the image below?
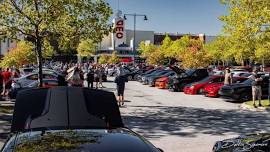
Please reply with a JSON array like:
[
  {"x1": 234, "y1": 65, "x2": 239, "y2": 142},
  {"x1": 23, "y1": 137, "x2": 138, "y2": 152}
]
[{"x1": 1, "y1": 77, "x2": 270, "y2": 151}]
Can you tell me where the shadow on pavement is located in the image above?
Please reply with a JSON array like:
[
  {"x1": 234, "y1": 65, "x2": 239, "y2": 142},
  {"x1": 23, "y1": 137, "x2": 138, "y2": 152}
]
[
  {"x1": 122, "y1": 106, "x2": 270, "y2": 139},
  {"x1": 0, "y1": 113, "x2": 12, "y2": 143}
]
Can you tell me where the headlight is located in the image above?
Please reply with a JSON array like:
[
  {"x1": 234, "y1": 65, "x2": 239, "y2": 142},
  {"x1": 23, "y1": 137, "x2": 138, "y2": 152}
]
[{"x1": 190, "y1": 85, "x2": 195, "y2": 89}]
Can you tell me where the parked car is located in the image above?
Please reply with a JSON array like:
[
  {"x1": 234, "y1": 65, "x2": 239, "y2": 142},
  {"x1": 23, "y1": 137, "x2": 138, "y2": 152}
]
[
  {"x1": 183, "y1": 75, "x2": 225, "y2": 95},
  {"x1": 140, "y1": 70, "x2": 163, "y2": 84},
  {"x1": 169, "y1": 69, "x2": 209, "y2": 92},
  {"x1": 147, "y1": 71, "x2": 176, "y2": 86},
  {"x1": 12, "y1": 72, "x2": 59, "y2": 88},
  {"x1": 19, "y1": 68, "x2": 35, "y2": 76},
  {"x1": 142, "y1": 70, "x2": 169, "y2": 85},
  {"x1": 9, "y1": 79, "x2": 61, "y2": 99},
  {"x1": 125, "y1": 69, "x2": 144, "y2": 81},
  {"x1": 137, "y1": 69, "x2": 160, "y2": 82},
  {"x1": 218, "y1": 76, "x2": 269, "y2": 102},
  {"x1": 2, "y1": 87, "x2": 163, "y2": 152},
  {"x1": 213, "y1": 133, "x2": 270, "y2": 152},
  {"x1": 203, "y1": 77, "x2": 248, "y2": 97},
  {"x1": 155, "y1": 76, "x2": 171, "y2": 89}
]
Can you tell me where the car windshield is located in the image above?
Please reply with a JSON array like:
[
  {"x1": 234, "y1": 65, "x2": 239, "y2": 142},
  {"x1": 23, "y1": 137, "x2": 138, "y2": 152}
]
[
  {"x1": 185, "y1": 69, "x2": 195, "y2": 76},
  {"x1": 2, "y1": 129, "x2": 159, "y2": 152}
]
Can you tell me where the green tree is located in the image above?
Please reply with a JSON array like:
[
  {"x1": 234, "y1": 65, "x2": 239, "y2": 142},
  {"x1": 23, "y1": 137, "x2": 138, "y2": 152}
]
[
  {"x1": 179, "y1": 38, "x2": 210, "y2": 68},
  {"x1": 0, "y1": 41, "x2": 35, "y2": 68},
  {"x1": 42, "y1": 40, "x2": 54, "y2": 59},
  {"x1": 204, "y1": 36, "x2": 233, "y2": 66},
  {"x1": 98, "y1": 54, "x2": 110, "y2": 64},
  {"x1": 109, "y1": 51, "x2": 120, "y2": 64},
  {"x1": 0, "y1": 0, "x2": 112, "y2": 86},
  {"x1": 220, "y1": 0, "x2": 270, "y2": 65},
  {"x1": 77, "y1": 39, "x2": 97, "y2": 57},
  {"x1": 161, "y1": 35, "x2": 173, "y2": 58}
]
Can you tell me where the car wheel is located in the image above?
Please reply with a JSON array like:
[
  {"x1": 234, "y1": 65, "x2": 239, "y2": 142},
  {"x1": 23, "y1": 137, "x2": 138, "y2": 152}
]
[
  {"x1": 127, "y1": 76, "x2": 133, "y2": 81},
  {"x1": 239, "y1": 93, "x2": 251, "y2": 102}
]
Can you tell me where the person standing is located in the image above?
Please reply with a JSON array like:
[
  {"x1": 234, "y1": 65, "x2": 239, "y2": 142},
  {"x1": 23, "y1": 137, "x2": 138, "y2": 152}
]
[
  {"x1": 87, "y1": 68, "x2": 95, "y2": 88},
  {"x1": 94, "y1": 66, "x2": 100, "y2": 89},
  {"x1": 250, "y1": 70, "x2": 263, "y2": 107},
  {"x1": 224, "y1": 67, "x2": 233, "y2": 85},
  {"x1": 1, "y1": 68, "x2": 12, "y2": 97},
  {"x1": 70, "y1": 67, "x2": 83, "y2": 87},
  {"x1": 98, "y1": 66, "x2": 104, "y2": 88},
  {"x1": 114, "y1": 75, "x2": 128, "y2": 107}
]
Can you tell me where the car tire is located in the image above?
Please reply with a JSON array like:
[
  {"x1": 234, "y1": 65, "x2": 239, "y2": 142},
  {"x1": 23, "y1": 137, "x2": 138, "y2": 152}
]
[{"x1": 127, "y1": 76, "x2": 133, "y2": 81}]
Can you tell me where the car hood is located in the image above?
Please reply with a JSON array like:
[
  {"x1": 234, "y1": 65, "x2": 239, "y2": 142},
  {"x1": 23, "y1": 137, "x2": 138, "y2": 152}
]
[
  {"x1": 213, "y1": 133, "x2": 270, "y2": 152},
  {"x1": 4, "y1": 128, "x2": 159, "y2": 152}
]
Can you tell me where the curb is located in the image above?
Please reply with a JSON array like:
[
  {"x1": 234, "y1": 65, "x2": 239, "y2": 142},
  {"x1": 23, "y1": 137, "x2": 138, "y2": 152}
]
[{"x1": 240, "y1": 103, "x2": 270, "y2": 112}]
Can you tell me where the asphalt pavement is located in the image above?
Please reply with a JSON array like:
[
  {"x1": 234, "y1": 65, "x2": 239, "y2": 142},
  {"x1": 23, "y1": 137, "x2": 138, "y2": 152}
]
[
  {"x1": 104, "y1": 77, "x2": 270, "y2": 152},
  {"x1": 1, "y1": 78, "x2": 270, "y2": 152}
]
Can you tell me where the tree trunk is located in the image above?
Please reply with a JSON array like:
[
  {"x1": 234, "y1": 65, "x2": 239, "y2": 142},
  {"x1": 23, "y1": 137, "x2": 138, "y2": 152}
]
[{"x1": 36, "y1": 37, "x2": 43, "y2": 87}]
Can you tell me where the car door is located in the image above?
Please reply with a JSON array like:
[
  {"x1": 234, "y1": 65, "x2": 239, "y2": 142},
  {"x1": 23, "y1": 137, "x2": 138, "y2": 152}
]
[{"x1": 23, "y1": 74, "x2": 38, "y2": 87}]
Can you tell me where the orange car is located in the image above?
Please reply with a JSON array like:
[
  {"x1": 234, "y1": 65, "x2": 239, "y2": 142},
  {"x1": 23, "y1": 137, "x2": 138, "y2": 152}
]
[{"x1": 155, "y1": 76, "x2": 169, "y2": 89}]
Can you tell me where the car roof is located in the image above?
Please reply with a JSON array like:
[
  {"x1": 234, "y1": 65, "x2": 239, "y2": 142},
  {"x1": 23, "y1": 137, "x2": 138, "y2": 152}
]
[{"x1": 11, "y1": 87, "x2": 123, "y2": 132}]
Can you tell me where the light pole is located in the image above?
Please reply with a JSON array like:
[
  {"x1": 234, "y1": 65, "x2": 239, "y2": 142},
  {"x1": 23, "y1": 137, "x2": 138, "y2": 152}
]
[{"x1": 123, "y1": 13, "x2": 147, "y2": 64}]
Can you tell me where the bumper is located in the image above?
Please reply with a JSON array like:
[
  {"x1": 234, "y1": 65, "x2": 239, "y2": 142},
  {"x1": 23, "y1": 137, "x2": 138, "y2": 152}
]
[
  {"x1": 156, "y1": 81, "x2": 166, "y2": 89},
  {"x1": 184, "y1": 88, "x2": 196, "y2": 95}
]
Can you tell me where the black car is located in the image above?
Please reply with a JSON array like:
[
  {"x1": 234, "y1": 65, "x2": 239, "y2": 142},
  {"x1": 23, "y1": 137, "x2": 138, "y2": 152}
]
[
  {"x1": 219, "y1": 76, "x2": 269, "y2": 102},
  {"x1": 169, "y1": 68, "x2": 209, "y2": 92},
  {"x1": 125, "y1": 69, "x2": 145, "y2": 81},
  {"x1": 137, "y1": 69, "x2": 160, "y2": 82},
  {"x1": 2, "y1": 87, "x2": 163, "y2": 152},
  {"x1": 213, "y1": 133, "x2": 270, "y2": 152}
]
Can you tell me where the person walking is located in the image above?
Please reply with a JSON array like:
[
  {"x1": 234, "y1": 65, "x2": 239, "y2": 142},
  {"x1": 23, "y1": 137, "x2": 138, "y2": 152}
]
[
  {"x1": 87, "y1": 68, "x2": 95, "y2": 88},
  {"x1": 250, "y1": 70, "x2": 263, "y2": 107},
  {"x1": 114, "y1": 75, "x2": 128, "y2": 107},
  {"x1": 224, "y1": 67, "x2": 233, "y2": 85}
]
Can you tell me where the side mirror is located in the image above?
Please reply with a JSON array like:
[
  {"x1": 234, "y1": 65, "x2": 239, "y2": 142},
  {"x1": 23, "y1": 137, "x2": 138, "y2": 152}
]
[{"x1": 158, "y1": 148, "x2": 164, "y2": 152}]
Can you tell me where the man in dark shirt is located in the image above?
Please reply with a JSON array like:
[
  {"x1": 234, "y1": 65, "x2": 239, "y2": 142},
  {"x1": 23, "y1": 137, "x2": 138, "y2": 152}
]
[
  {"x1": 114, "y1": 75, "x2": 128, "y2": 107},
  {"x1": 87, "y1": 69, "x2": 94, "y2": 88}
]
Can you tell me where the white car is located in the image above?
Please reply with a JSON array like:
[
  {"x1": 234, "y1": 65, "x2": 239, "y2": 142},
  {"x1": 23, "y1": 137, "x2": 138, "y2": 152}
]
[{"x1": 12, "y1": 72, "x2": 58, "y2": 88}]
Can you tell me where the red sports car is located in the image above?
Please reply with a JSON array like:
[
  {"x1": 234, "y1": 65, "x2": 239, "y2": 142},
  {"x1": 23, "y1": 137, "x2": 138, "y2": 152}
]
[
  {"x1": 183, "y1": 75, "x2": 225, "y2": 95},
  {"x1": 203, "y1": 77, "x2": 248, "y2": 97}
]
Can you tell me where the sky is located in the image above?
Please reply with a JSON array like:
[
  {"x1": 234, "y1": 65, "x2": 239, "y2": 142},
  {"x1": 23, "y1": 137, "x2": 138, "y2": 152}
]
[{"x1": 105, "y1": 0, "x2": 228, "y2": 36}]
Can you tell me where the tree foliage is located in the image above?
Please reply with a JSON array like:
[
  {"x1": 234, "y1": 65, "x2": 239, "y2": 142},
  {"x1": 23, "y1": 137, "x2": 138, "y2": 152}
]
[
  {"x1": 0, "y1": 41, "x2": 35, "y2": 68},
  {"x1": 220, "y1": 0, "x2": 270, "y2": 65},
  {"x1": 0, "y1": 0, "x2": 112, "y2": 86},
  {"x1": 77, "y1": 39, "x2": 96, "y2": 57},
  {"x1": 109, "y1": 51, "x2": 120, "y2": 64},
  {"x1": 98, "y1": 54, "x2": 110, "y2": 64}
]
